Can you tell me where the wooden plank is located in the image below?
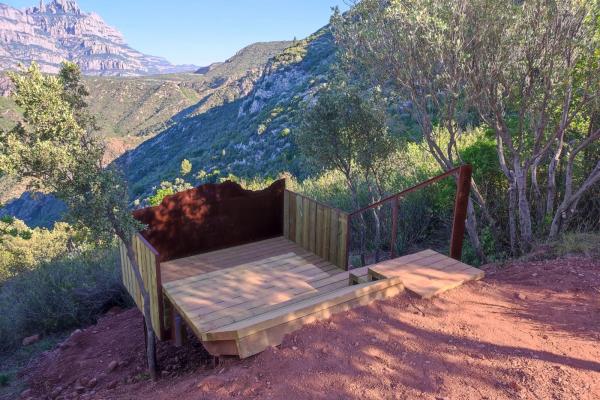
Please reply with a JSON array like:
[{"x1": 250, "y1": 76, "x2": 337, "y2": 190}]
[
  {"x1": 295, "y1": 194, "x2": 303, "y2": 246},
  {"x1": 283, "y1": 190, "x2": 290, "y2": 239},
  {"x1": 329, "y1": 210, "x2": 339, "y2": 265},
  {"x1": 315, "y1": 204, "x2": 324, "y2": 259},
  {"x1": 288, "y1": 193, "x2": 297, "y2": 242},
  {"x1": 302, "y1": 196, "x2": 310, "y2": 249},
  {"x1": 321, "y1": 207, "x2": 331, "y2": 262},
  {"x1": 308, "y1": 199, "x2": 317, "y2": 254},
  {"x1": 338, "y1": 213, "x2": 348, "y2": 269}
]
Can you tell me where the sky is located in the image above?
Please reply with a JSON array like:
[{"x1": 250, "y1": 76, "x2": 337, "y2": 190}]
[{"x1": 5, "y1": 0, "x2": 352, "y2": 66}]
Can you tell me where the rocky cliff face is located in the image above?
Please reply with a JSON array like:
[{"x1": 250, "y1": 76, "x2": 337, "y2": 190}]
[{"x1": 0, "y1": 0, "x2": 196, "y2": 76}]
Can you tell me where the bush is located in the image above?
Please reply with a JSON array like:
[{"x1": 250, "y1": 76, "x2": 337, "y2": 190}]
[{"x1": 0, "y1": 247, "x2": 131, "y2": 352}]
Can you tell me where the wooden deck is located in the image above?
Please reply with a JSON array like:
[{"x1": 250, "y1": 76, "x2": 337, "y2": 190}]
[{"x1": 160, "y1": 238, "x2": 483, "y2": 359}]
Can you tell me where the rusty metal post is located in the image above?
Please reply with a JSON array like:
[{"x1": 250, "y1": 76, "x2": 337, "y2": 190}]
[
  {"x1": 449, "y1": 165, "x2": 472, "y2": 260},
  {"x1": 390, "y1": 196, "x2": 399, "y2": 258}
]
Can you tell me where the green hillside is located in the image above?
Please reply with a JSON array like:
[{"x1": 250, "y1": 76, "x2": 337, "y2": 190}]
[
  {"x1": 0, "y1": 41, "x2": 292, "y2": 142},
  {"x1": 118, "y1": 31, "x2": 336, "y2": 200}
]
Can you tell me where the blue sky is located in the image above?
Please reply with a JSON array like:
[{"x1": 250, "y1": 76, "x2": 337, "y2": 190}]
[{"x1": 5, "y1": 0, "x2": 351, "y2": 66}]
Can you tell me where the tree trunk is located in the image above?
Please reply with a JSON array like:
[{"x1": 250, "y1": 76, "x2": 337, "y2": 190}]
[
  {"x1": 514, "y1": 165, "x2": 533, "y2": 250},
  {"x1": 465, "y1": 198, "x2": 486, "y2": 263},
  {"x1": 123, "y1": 236, "x2": 158, "y2": 380},
  {"x1": 508, "y1": 183, "x2": 518, "y2": 256}
]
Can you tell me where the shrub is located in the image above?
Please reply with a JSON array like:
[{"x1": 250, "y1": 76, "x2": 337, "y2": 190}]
[{"x1": 0, "y1": 247, "x2": 130, "y2": 352}]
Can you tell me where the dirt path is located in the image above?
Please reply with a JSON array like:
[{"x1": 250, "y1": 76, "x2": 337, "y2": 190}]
[{"x1": 21, "y1": 256, "x2": 600, "y2": 399}]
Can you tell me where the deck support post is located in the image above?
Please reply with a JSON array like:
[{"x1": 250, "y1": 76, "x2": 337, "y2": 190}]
[
  {"x1": 142, "y1": 316, "x2": 158, "y2": 370},
  {"x1": 450, "y1": 165, "x2": 473, "y2": 260},
  {"x1": 390, "y1": 196, "x2": 399, "y2": 258},
  {"x1": 171, "y1": 310, "x2": 186, "y2": 347}
]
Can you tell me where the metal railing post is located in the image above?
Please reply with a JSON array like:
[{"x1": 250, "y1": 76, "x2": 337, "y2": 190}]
[
  {"x1": 390, "y1": 195, "x2": 399, "y2": 258},
  {"x1": 449, "y1": 165, "x2": 473, "y2": 260}
]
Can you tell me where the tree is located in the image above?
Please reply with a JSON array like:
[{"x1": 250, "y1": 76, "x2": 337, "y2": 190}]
[
  {"x1": 465, "y1": 0, "x2": 600, "y2": 243},
  {"x1": 331, "y1": 0, "x2": 489, "y2": 260},
  {"x1": 0, "y1": 63, "x2": 159, "y2": 379},
  {"x1": 297, "y1": 85, "x2": 395, "y2": 264},
  {"x1": 332, "y1": 0, "x2": 600, "y2": 254}
]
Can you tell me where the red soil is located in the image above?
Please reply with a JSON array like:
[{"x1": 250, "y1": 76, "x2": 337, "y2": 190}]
[{"x1": 22, "y1": 256, "x2": 600, "y2": 400}]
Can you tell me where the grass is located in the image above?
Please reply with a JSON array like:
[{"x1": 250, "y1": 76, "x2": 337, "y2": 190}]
[
  {"x1": 0, "y1": 246, "x2": 130, "y2": 352},
  {"x1": 549, "y1": 232, "x2": 600, "y2": 258}
]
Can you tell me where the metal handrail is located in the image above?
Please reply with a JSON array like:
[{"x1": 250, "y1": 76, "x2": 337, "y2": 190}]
[{"x1": 346, "y1": 165, "x2": 472, "y2": 262}]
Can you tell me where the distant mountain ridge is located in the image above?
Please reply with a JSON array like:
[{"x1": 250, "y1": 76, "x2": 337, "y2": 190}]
[{"x1": 0, "y1": 0, "x2": 196, "y2": 75}]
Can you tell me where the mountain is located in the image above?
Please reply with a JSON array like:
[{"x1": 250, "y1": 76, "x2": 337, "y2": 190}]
[
  {"x1": 0, "y1": 39, "x2": 296, "y2": 226},
  {"x1": 0, "y1": 0, "x2": 196, "y2": 75},
  {"x1": 118, "y1": 31, "x2": 336, "y2": 199}
]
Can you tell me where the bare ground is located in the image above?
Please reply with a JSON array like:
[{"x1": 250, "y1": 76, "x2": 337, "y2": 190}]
[{"x1": 19, "y1": 256, "x2": 600, "y2": 400}]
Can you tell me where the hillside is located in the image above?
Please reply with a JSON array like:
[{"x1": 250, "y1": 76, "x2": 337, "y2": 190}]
[
  {"x1": 0, "y1": 0, "x2": 196, "y2": 75},
  {"x1": 0, "y1": 39, "x2": 294, "y2": 226},
  {"x1": 118, "y1": 31, "x2": 336, "y2": 200}
]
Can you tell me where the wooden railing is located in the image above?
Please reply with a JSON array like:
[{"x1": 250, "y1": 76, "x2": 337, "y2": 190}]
[
  {"x1": 119, "y1": 234, "x2": 166, "y2": 340},
  {"x1": 283, "y1": 190, "x2": 349, "y2": 269}
]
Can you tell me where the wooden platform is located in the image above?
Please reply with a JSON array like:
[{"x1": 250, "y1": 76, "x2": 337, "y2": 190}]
[
  {"x1": 365, "y1": 249, "x2": 485, "y2": 298},
  {"x1": 161, "y1": 239, "x2": 482, "y2": 359}
]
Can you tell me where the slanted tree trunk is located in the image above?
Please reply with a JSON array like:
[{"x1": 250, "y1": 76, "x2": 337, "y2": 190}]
[{"x1": 122, "y1": 235, "x2": 158, "y2": 380}]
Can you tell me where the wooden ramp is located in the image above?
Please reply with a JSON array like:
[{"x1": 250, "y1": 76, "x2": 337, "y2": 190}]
[{"x1": 162, "y1": 239, "x2": 482, "y2": 358}]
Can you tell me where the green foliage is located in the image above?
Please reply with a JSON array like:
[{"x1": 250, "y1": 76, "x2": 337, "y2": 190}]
[
  {"x1": 297, "y1": 86, "x2": 393, "y2": 184},
  {"x1": 1, "y1": 63, "x2": 140, "y2": 244},
  {"x1": 0, "y1": 247, "x2": 129, "y2": 352},
  {"x1": 0, "y1": 373, "x2": 8, "y2": 387},
  {"x1": 0, "y1": 219, "x2": 83, "y2": 282},
  {"x1": 180, "y1": 159, "x2": 192, "y2": 176}
]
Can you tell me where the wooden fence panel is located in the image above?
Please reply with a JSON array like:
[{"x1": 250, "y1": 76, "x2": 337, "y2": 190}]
[
  {"x1": 283, "y1": 190, "x2": 348, "y2": 269},
  {"x1": 120, "y1": 234, "x2": 165, "y2": 340}
]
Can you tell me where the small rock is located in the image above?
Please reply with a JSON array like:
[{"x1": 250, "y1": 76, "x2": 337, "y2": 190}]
[
  {"x1": 22, "y1": 334, "x2": 41, "y2": 346},
  {"x1": 291, "y1": 346, "x2": 298, "y2": 351},
  {"x1": 117, "y1": 360, "x2": 127, "y2": 368},
  {"x1": 515, "y1": 292, "x2": 527, "y2": 300},
  {"x1": 20, "y1": 388, "x2": 33, "y2": 398},
  {"x1": 86, "y1": 377, "x2": 97, "y2": 388},
  {"x1": 70, "y1": 329, "x2": 82, "y2": 337},
  {"x1": 75, "y1": 385, "x2": 86, "y2": 394},
  {"x1": 107, "y1": 360, "x2": 118, "y2": 372}
]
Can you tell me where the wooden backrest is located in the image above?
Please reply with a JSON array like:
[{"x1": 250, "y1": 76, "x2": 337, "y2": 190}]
[
  {"x1": 283, "y1": 190, "x2": 349, "y2": 269},
  {"x1": 133, "y1": 179, "x2": 285, "y2": 262}
]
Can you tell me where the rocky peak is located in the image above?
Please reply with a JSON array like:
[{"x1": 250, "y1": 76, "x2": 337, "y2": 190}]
[
  {"x1": 0, "y1": 1, "x2": 196, "y2": 76},
  {"x1": 40, "y1": 0, "x2": 81, "y2": 15}
]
